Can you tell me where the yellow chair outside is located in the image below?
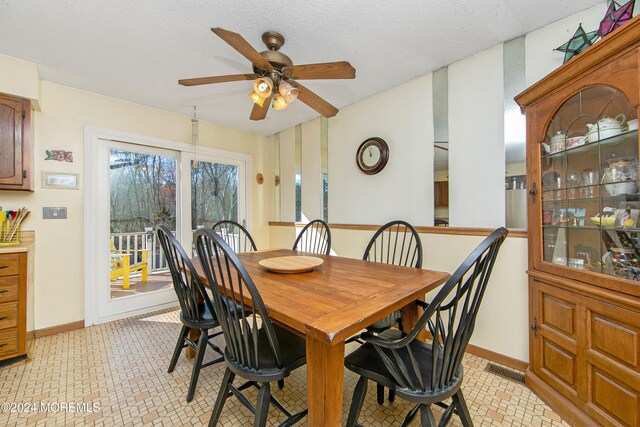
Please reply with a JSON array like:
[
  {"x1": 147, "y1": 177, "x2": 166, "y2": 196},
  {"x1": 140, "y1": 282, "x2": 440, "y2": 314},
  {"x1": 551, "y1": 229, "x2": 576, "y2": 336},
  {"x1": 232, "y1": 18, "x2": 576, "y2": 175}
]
[{"x1": 110, "y1": 240, "x2": 149, "y2": 289}]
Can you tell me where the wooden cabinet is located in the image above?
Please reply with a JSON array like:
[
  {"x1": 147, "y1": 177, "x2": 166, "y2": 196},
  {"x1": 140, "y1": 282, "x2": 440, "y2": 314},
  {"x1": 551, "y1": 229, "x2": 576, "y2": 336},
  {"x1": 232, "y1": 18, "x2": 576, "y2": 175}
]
[
  {"x1": 0, "y1": 94, "x2": 32, "y2": 191},
  {"x1": 516, "y1": 16, "x2": 640, "y2": 427},
  {"x1": 434, "y1": 181, "x2": 449, "y2": 207},
  {"x1": 0, "y1": 252, "x2": 28, "y2": 361},
  {"x1": 530, "y1": 277, "x2": 640, "y2": 426}
]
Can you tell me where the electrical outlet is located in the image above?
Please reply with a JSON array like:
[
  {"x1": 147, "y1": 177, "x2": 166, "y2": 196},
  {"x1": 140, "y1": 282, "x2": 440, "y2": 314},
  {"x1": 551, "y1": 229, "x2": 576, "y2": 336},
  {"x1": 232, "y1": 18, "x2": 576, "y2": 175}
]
[{"x1": 43, "y1": 207, "x2": 67, "y2": 219}]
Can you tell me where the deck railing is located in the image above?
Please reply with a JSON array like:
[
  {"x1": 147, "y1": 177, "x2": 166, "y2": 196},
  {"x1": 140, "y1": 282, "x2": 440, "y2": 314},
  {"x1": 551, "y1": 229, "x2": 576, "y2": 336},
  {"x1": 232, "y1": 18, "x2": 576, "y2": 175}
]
[
  {"x1": 110, "y1": 229, "x2": 241, "y2": 274},
  {"x1": 110, "y1": 230, "x2": 168, "y2": 272}
]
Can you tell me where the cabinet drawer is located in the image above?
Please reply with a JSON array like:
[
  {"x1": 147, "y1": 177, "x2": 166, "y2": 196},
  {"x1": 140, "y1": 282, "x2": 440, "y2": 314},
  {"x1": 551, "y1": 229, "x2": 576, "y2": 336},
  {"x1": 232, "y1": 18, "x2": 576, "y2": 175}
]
[
  {"x1": 0, "y1": 276, "x2": 19, "y2": 303},
  {"x1": 0, "y1": 303, "x2": 18, "y2": 329},
  {"x1": 0, "y1": 254, "x2": 20, "y2": 277},
  {"x1": 0, "y1": 328, "x2": 18, "y2": 357}
]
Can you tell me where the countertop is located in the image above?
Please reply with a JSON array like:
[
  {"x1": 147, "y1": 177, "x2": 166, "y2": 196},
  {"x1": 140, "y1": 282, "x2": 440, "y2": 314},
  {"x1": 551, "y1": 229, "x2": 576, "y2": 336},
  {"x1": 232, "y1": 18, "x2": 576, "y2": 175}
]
[{"x1": 0, "y1": 230, "x2": 34, "y2": 254}]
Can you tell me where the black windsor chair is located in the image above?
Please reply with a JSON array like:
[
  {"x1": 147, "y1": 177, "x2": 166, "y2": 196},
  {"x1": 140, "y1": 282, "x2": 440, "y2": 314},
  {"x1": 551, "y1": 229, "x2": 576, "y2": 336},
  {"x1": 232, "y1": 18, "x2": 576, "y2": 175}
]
[
  {"x1": 292, "y1": 219, "x2": 331, "y2": 255},
  {"x1": 194, "y1": 227, "x2": 308, "y2": 427},
  {"x1": 212, "y1": 220, "x2": 258, "y2": 253},
  {"x1": 344, "y1": 227, "x2": 508, "y2": 427},
  {"x1": 155, "y1": 224, "x2": 225, "y2": 402},
  {"x1": 355, "y1": 220, "x2": 424, "y2": 403}
]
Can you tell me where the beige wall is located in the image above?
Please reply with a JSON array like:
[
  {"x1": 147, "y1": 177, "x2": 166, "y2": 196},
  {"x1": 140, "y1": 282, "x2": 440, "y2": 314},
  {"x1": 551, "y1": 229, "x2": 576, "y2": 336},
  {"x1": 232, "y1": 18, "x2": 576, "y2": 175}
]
[
  {"x1": 0, "y1": 53, "x2": 40, "y2": 105},
  {"x1": 328, "y1": 75, "x2": 434, "y2": 225},
  {"x1": 0, "y1": 55, "x2": 268, "y2": 329}
]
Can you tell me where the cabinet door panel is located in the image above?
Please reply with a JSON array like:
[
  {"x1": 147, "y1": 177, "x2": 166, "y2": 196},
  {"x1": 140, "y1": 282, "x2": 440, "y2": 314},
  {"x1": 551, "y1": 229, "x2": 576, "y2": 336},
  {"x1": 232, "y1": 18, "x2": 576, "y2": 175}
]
[
  {"x1": 543, "y1": 294, "x2": 576, "y2": 336},
  {"x1": 588, "y1": 368, "x2": 639, "y2": 427},
  {"x1": 0, "y1": 97, "x2": 23, "y2": 185},
  {"x1": 592, "y1": 314, "x2": 638, "y2": 369},
  {"x1": 587, "y1": 300, "x2": 640, "y2": 375},
  {"x1": 542, "y1": 338, "x2": 578, "y2": 391}
]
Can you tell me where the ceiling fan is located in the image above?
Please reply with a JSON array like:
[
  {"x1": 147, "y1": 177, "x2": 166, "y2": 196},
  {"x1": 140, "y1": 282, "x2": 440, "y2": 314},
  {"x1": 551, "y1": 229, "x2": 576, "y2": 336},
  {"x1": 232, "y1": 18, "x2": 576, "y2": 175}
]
[{"x1": 179, "y1": 28, "x2": 356, "y2": 121}]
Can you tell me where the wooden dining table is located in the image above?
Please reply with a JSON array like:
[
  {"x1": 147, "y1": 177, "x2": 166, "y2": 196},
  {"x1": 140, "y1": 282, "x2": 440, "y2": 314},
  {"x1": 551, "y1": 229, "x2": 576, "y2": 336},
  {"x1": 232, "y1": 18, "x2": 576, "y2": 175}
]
[{"x1": 193, "y1": 249, "x2": 450, "y2": 427}]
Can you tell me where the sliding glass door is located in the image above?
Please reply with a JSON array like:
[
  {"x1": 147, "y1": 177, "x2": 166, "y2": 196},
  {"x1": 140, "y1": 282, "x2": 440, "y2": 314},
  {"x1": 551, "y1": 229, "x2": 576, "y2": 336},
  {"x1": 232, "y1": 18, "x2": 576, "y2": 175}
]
[{"x1": 94, "y1": 139, "x2": 246, "y2": 323}]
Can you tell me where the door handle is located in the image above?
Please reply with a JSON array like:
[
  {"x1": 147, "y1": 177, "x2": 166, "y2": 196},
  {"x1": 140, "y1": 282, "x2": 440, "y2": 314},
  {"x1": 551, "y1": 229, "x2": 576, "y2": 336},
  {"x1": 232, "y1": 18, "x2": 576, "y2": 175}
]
[
  {"x1": 0, "y1": 266, "x2": 8, "y2": 270},
  {"x1": 0, "y1": 290, "x2": 8, "y2": 294}
]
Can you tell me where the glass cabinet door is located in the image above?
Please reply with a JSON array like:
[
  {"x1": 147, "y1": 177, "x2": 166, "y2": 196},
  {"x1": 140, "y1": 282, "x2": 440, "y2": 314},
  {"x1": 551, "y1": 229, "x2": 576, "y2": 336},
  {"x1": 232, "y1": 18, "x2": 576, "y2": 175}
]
[{"x1": 541, "y1": 85, "x2": 640, "y2": 281}]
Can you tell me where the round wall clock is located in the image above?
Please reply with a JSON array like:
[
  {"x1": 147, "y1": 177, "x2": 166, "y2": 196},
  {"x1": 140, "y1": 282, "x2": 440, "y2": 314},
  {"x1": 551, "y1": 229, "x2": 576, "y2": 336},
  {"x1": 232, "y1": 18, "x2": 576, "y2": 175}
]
[{"x1": 356, "y1": 137, "x2": 389, "y2": 175}]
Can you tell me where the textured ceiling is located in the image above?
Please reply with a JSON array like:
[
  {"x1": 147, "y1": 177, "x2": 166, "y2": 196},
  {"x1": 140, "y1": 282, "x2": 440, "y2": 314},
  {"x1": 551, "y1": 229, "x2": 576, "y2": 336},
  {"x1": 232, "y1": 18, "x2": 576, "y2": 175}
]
[{"x1": 0, "y1": 0, "x2": 601, "y2": 136}]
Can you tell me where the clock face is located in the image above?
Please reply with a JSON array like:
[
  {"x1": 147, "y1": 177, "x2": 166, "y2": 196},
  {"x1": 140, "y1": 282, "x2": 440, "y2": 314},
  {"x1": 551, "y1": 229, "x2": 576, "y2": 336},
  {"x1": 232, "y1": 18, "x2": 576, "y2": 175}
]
[
  {"x1": 362, "y1": 146, "x2": 381, "y2": 167},
  {"x1": 356, "y1": 137, "x2": 389, "y2": 175}
]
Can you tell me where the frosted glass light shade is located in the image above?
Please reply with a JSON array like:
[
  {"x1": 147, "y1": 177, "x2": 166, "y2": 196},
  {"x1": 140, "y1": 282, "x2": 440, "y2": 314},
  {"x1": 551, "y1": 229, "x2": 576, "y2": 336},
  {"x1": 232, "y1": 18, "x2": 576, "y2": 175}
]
[
  {"x1": 273, "y1": 95, "x2": 289, "y2": 110},
  {"x1": 249, "y1": 91, "x2": 265, "y2": 107},
  {"x1": 278, "y1": 81, "x2": 299, "y2": 103},
  {"x1": 253, "y1": 77, "x2": 273, "y2": 98}
]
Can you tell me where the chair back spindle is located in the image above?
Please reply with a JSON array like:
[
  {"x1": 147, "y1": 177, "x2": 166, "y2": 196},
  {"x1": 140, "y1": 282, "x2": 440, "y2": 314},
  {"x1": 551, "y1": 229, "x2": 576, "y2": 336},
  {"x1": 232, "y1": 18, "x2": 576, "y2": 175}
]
[
  {"x1": 292, "y1": 219, "x2": 331, "y2": 255},
  {"x1": 363, "y1": 220, "x2": 423, "y2": 268},
  {"x1": 212, "y1": 220, "x2": 257, "y2": 253}
]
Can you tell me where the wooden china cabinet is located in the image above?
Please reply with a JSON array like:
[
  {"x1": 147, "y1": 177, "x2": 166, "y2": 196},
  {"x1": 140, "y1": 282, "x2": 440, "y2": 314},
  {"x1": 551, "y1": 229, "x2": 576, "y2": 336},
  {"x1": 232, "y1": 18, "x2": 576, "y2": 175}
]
[{"x1": 516, "y1": 17, "x2": 640, "y2": 427}]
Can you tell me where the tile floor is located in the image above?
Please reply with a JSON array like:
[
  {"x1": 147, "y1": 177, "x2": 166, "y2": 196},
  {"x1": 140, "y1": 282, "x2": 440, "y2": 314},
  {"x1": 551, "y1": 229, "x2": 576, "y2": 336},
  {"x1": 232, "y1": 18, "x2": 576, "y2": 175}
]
[{"x1": 0, "y1": 309, "x2": 569, "y2": 426}]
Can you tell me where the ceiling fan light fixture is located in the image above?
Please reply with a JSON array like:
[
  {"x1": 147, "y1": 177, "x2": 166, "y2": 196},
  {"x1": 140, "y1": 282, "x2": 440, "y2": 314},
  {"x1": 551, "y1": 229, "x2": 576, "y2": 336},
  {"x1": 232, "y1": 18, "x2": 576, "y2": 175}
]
[
  {"x1": 273, "y1": 94, "x2": 289, "y2": 110},
  {"x1": 249, "y1": 91, "x2": 265, "y2": 107},
  {"x1": 253, "y1": 76, "x2": 273, "y2": 98},
  {"x1": 278, "y1": 81, "x2": 299, "y2": 103}
]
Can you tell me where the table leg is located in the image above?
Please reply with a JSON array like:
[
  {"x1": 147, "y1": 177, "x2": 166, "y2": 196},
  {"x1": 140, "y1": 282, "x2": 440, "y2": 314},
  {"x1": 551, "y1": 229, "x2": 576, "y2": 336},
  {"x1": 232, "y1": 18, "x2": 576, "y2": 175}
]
[
  {"x1": 401, "y1": 301, "x2": 428, "y2": 341},
  {"x1": 306, "y1": 335, "x2": 345, "y2": 427}
]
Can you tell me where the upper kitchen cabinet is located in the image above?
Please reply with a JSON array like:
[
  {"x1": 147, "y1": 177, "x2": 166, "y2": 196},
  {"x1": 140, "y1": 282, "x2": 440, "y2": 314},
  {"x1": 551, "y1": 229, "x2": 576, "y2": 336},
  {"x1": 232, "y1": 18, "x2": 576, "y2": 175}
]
[{"x1": 0, "y1": 94, "x2": 32, "y2": 191}]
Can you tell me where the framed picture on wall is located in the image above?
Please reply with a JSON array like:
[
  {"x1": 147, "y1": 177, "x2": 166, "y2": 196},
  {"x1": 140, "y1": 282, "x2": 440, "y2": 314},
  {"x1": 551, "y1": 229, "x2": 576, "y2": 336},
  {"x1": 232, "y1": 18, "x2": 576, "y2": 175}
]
[{"x1": 42, "y1": 172, "x2": 79, "y2": 189}]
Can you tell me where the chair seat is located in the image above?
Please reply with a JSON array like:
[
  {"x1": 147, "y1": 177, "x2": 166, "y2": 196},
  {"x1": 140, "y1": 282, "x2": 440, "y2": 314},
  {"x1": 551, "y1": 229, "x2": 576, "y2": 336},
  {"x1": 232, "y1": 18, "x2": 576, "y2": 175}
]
[
  {"x1": 226, "y1": 324, "x2": 306, "y2": 382},
  {"x1": 180, "y1": 298, "x2": 246, "y2": 331},
  {"x1": 345, "y1": 329, "x2": 463, "y2": 403},
  {"x1": 179, "y1": 303, "x2": 220, "y2": 330}
]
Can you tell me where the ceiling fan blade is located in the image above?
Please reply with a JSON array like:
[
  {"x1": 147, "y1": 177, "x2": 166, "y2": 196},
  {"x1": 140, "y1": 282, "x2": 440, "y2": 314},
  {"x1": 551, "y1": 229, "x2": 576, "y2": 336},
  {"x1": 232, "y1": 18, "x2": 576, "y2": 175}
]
[
  {"x1": 179, "y1": 73, "x2": 258, "y2": 86},
  {"x1": 292, "y1": 82, "x2": 339, "y2": 118},
  {"x1": 282, "y1": 61, "x2": 356, "y2": 80},
  {"x1": 250, "y1": 94, "x2": 273, "y2": 121},
  {"x1": 211, "y1": 28, "x2": 273, "y2": 72}
]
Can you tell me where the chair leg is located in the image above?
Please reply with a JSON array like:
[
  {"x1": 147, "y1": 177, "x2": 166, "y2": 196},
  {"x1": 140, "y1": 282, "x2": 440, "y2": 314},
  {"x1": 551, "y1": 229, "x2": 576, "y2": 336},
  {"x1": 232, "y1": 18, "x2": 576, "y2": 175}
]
[
  {"x1": 254, "y1": 382, "x2": 271, "y2": 427},
  {"x1": 453, "y1": 390, "x2": 473, "y2": 427},
  {"x1": 168, "y1": 325, "x2": 189, "y2": 373},
  {"x1": 209, "y1": 368, "x2": 235, "y2": 427},
  {"x1": 388, "y1": 389, "x2": 396, "y2": 402},
  {"x1": 346, "y1": 376, "x2": 368, "y2": 427},
  {"x1": 401, "y1": 404, "x2": 420, "y2": 427},
  {"x1": 277, "y1": 379, "x2": 285, "y2": 389},
  {"x1": 377, "y1": 383, "x2": 385, "y2": 404},
  {"x1": 419, "y1": 404, "x2": 436, "y2": 427},
  {"x1": 187, "y1": 329, "x2": 208, "y2": 402}
]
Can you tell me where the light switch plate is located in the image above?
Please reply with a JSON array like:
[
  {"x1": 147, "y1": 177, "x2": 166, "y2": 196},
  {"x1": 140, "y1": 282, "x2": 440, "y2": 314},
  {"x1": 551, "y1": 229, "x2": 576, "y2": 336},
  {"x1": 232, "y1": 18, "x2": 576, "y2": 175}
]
[{"x1": 43, "y1": 207, "x2": 67, "y2": 219}]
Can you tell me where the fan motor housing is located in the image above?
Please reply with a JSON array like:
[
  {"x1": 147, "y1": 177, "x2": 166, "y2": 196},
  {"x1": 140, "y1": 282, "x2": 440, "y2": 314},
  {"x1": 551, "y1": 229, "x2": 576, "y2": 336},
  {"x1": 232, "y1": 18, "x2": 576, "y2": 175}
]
[{"x1": 256, "y1": 50, "x2": 293, "y2": 72}]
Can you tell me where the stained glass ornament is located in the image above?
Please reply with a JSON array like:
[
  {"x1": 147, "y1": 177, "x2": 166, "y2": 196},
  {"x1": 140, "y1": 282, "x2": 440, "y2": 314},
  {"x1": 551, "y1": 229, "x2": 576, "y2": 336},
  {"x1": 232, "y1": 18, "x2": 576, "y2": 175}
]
[
  {"x1": 598, "y1": 0, "x2": 635, "y2": 37},
  {"x1": 555, "y1": 24, "x2": 599, "y2": 63}
]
